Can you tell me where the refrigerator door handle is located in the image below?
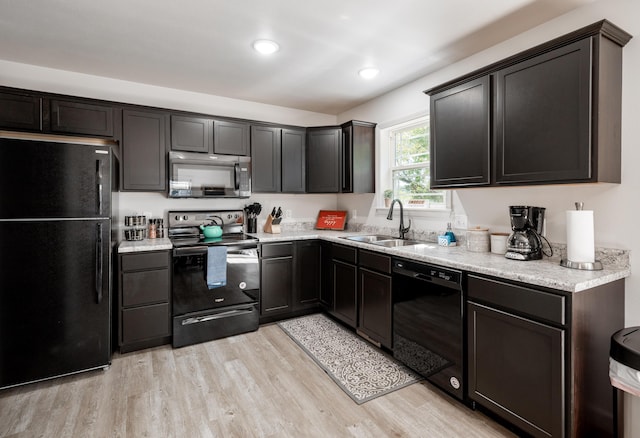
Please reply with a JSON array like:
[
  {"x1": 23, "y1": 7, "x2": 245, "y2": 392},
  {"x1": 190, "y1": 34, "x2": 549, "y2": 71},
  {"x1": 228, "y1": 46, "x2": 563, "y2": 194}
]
[
  {"x1": 96, "y1": 159, "x2": 104, "y2": 216},
  {"x1": 95, "y1": 223, "x2": 103, "y2": 304}
]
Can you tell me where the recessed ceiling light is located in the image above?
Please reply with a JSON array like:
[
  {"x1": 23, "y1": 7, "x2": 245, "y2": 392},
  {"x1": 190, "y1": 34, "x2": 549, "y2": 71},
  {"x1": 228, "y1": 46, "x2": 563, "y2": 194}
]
[
  {"x1": 253, "y1": 39, "x2": 280, "y2": 55},
  {"x1": 358, "y1": 67, "x2": 379, "y2": 79}
]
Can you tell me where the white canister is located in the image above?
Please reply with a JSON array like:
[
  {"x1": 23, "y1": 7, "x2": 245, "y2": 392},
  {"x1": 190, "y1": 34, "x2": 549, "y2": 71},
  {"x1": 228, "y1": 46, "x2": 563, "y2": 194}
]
[
  {"x1": 466, "y1": 227, "x2": 490, "y2": 252},
  {"x1": 490, "y1": 233, "x2": 509, "y2": 254}
]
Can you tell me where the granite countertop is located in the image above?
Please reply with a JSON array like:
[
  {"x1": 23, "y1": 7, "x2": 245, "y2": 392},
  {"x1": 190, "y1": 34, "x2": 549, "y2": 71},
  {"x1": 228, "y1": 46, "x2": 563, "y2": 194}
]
[
  {"x1": 250, "y1": 230, "x2": 630, "y2": 293},
  {"x1": 118, "y1": 237, "x2": 173, "y2": 253}
]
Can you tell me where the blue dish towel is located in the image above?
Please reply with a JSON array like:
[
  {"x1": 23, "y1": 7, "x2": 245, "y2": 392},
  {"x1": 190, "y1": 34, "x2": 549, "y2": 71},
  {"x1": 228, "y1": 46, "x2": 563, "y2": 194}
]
[{"x1": 207, "y1": 246, "x2": 227, "y2": 289}]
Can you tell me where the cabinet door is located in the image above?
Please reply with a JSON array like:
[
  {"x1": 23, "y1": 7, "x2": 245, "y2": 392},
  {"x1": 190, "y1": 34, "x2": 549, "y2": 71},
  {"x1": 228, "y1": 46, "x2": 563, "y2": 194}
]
[
  {"x1": 281, "y1": 128, "x2": 306, "y2": 193},
  {"x1": 332, "y1": 259, "x2": 357, "y2": 327},
  {"x1": 495, "y1": 38, "x2": 592, "y2": 184},
  {"x1": 307, "y1": 128, "x2": 341, "y2": 193},
  {"x1": 468, "y1": 301, "x2": 564, "y2": 438},
  {"x1": 171, "y1": 115, "x2": 213, "y2": 153},
  {"x1": 251, "y1": 125, "x2": 281, "y2": 192},
  {"x1": 260, "y1": 256, "x2": 293, "y2": 316},
  {"x1": 294, "y1": 240, "x2": 320, "y2": 311},
  {"x1": 0, "y1": 91, "x2": 42, "y2": 131},
  {"x1": 430, "y1": 76, "x2": 490, "y2": 187},
  {"x1": 319, "y1": 242, "x2": 333, "y2": 309},
  {"x1": 359, "y1": 268, "x2": 392, "y2": 348},
  {"x1": 342, "y1": 121, "x2": 376, "y2": 193},
  {"x1": 50, "y1": 99, "x2": 114, "y2": 137},
  {"x1": 122, "y1": 109, "x2": 168, "y2": 191},
  {"x1": 214, "y1": 119, "x2": 249, "y2": 156}
]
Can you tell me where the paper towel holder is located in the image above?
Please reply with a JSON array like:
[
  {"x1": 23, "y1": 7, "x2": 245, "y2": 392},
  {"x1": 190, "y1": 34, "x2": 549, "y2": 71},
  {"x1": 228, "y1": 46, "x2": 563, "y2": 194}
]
[{"x1": 560, "y1": 201, "x2": 603, "y2": 270}]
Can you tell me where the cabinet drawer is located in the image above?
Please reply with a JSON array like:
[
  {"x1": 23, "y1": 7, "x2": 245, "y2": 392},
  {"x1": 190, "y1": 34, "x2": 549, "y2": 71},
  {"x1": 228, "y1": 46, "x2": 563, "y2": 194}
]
[
  {"x1": 122, "y1": 303, "x2": 170, "y2": 344},
  {"x1": 121, "y1": 251, "x2": 169, "y2": 271},
  {"x1": 122, "y1": 269, "x2": 170, "y2": 307},
  {"x1": 261, "y1": 242, "x2": 293, "y2": 258},
  {"x1": 468, "y1": 275, "x2": 565, "y2": 325},
  {"x1": 359, "y1": 250, "x2": 391, "y2": 274},
  {"x1": 332, "y1": 244, "x2": 357, "y2": 264}
]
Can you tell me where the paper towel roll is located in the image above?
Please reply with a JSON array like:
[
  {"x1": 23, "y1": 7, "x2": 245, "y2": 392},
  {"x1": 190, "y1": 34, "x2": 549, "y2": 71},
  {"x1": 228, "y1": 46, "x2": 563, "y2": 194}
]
[{"x1": 566, "y1": 210, "x2": 595, "y2": 263}]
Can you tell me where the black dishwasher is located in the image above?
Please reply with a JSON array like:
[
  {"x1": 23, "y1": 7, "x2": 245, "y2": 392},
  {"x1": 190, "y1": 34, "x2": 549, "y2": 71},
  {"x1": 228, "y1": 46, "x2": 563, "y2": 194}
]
[{"x1": 392, "y1": 258, "x2": 464, "y2": 400}]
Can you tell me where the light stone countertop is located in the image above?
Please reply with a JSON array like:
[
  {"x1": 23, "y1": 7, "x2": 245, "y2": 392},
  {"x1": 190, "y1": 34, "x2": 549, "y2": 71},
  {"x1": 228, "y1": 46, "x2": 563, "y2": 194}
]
[
  {"x1": 118, "y1": 238, "x2": 173, "y2": 253},
  {"x1": 250, "y1": 230, "x2": 630, "y2": 293}
]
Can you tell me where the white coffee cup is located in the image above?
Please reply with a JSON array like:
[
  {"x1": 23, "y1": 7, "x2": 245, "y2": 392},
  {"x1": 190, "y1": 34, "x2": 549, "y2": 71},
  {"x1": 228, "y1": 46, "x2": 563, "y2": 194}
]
[{"x1": 490, "y1": 233, "x2": 509, "y2": 254}]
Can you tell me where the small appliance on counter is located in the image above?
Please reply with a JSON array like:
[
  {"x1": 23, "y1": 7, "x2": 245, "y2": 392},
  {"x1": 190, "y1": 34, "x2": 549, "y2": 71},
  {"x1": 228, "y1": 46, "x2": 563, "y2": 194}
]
[
  {"x1": 561, "y1": 202, "x2": 602, "y2": 270},
  {"x1": 505, "y1": 206, "x2": 552, "y2": 261}
]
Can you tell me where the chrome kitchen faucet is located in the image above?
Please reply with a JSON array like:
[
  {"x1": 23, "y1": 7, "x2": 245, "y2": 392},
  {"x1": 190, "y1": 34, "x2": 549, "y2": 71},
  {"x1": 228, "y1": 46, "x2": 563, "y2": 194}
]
[{"x1": 386, "y1": 199, "x2": 411, "y2": 239}]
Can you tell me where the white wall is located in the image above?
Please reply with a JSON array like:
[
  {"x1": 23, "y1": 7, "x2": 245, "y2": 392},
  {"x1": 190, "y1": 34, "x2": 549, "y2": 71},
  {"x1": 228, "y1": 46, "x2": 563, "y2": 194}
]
[{"x1": 339, "y1": 1, "x2": 640, "y2": 435}]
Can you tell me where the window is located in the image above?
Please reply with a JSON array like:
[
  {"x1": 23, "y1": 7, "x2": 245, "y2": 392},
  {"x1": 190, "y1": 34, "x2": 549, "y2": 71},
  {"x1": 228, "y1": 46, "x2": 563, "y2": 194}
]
[{"x1": 380, "y1": 116, "x2": 448, "y2": 210}]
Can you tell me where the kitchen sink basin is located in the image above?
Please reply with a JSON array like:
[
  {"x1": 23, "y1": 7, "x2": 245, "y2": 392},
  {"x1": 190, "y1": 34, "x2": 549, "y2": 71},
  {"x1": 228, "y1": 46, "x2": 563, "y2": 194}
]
[
  {"x1": 342, "y1": 234, "x2": 395, "y2": 243},
  {"x1": 371, "y1": 239, "x2": 422, "y2": 247}
]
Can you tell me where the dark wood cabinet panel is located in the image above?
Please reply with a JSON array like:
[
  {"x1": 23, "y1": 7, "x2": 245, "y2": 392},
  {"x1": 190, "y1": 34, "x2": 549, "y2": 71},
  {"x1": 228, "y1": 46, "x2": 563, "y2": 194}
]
[
  {"x1": 122, "y1": 269, "x2": 170, "y2": 307},
  {"x1": 294, "y1": 240, "x2": 320, "y2": 310},
  {"x1": 319, "y1": 241, "x2": 333, "y2": 309},
  {"x1": 495, "y1": 39, "x2": 591, "y2": 184},
  {"x1": 260, "y1": 256, "x2": 293, "y2": 316},
  {"x1": 121, "y1": 109, "x2": 168, "y2": 191},
  {"x1": 50, "y1": 99, "x2": 114, "y2": 137},
  {"x1": 122, "y1": 303, "x2": 171, "y2": 345},
  {"x1": 341, "y1": 121, "x2": 376, "y2": 193},
  {"x1": 281, "y1": 128, "x2": 306, "y2": 193},
  {"x1": 171, "y1": 115, "x2": 213, "y2": 153},
  {"x1": 359, "y1": 267, "x2": 392, "y2": 348},
  {"x1": 468, "y1": 301, "x2": 564, "y2": 438},
  {"x1": 251, "y1": 125, "x2": 281, "y2": 192},
  {"x1": 306, "y1": 127, "x2": 341, "y2": 193},
  {"x1": 0, "y1": 91, "x2": 42, "y2": 132},
  {"x1": 214, "y1": 119, "x2": 249, "y2": 156},
  {"x1": 332, "y1": 259, "x2": 358, "y2": 328},
  {"x1": 430, "y1": 77, "x2": 490, "y2": 188}
]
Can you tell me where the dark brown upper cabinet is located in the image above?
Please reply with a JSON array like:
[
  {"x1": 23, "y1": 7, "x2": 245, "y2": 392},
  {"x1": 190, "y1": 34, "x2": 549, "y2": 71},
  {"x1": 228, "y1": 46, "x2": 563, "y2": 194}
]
[
  {"x1": 251, "y1": 125, "x2": 282, "y2": 192},
  {"x1": 0, "y1": 91, "x2": 43, "y2": 132},
  {"x1": 425, "y1": 20, "x2": 631, "y2": 188},
  {"x1": 170, "y1": 115, "x2": 213, "y2": 153},
  {"x1": 341, "y1": 120, "x2": 376, "y2": 193},
  {"x1": 281, "y1": 128, "x2": 306, "y2": 193},
  {"x1": 430, "y1": 77, "x2": 490, "y2": 188},
  {"x1": 213, "y1": 119, "x2": 249, "y2": 156},
  {"x1": 306, "y1": 127, "x2": 341, "y2": 193},
  {"x1": 121, "y1": 109, "x2": 168, "y2": 192},
  {"x1": 50, "y1": 99, "x2": 114, "y2": 137}
]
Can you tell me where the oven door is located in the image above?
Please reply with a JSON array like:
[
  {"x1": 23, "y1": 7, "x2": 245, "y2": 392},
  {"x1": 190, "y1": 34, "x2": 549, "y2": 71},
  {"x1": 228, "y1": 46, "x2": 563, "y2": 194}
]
[{"x1": 171, "y1": 244, "x2": 259, "y2": 348}]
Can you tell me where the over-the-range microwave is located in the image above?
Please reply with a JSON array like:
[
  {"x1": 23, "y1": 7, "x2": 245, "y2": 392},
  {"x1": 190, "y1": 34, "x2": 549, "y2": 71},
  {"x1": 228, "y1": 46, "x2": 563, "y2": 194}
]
[{"x1": 168, "y1": 151, "x2": 251, "y2": 198}]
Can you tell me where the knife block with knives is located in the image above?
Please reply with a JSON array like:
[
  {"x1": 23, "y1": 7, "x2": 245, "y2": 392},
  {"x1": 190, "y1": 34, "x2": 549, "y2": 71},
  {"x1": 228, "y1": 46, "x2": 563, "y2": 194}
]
[{"x1": 263, "y1": 206, "x2": 283, "y2": 234}]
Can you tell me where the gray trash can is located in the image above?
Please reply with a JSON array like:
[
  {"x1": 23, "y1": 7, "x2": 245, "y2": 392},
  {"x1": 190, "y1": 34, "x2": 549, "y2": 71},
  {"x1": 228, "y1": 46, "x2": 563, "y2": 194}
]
[{"x1": 610, "y1": 326, "x2": 640, "y2": 437}]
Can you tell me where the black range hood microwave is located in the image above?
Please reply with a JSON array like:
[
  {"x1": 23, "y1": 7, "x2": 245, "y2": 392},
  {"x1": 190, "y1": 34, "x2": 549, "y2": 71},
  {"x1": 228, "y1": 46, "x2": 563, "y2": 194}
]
[{"x1": 168, "y1": 151, "x2": 251, "y2": 198}]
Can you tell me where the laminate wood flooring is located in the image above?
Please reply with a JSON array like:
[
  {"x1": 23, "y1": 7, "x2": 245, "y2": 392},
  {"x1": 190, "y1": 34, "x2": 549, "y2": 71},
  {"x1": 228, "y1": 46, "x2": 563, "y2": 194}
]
[{"x1": 0, "y1": 323, "x2": 516, "y2": 437}]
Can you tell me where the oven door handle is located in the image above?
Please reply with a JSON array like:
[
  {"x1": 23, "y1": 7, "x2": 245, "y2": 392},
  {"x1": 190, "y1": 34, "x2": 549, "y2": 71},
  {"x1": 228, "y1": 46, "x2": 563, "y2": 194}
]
[
  {"x1": 181, "y1": 308, "x2": 255, "y2": 325},
  {"x1": 174, "y1": 246, "x2": 209, "y2": 256}
]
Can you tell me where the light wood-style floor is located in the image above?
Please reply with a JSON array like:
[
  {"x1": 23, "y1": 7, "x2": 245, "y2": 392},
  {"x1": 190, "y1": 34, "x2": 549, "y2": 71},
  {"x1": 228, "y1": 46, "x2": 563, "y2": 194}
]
[{"x1": 1, "y1": 323, "x2": 516, "y2": 437}]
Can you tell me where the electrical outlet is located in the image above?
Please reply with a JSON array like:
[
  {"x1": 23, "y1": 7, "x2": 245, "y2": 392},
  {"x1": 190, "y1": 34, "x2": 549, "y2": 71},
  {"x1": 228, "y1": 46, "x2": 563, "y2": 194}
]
[
  {"x1": 285, "y1": 209, "x2": 292, "y2": 219},
  {"x1": 453, "y1": 214, "x2": 468, "y2": 229}
]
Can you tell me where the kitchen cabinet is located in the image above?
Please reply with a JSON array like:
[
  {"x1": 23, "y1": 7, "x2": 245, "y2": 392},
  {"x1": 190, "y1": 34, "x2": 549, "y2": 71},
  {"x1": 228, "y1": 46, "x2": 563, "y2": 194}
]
[
  {"x1": 0, "y1": 90, "x2": 43, "y2": 132},
  {"x1": 251, "y1": 125, "x2": 282, "y2": 192},
  {"x1": 429, "y1": 77, "x2": 490, "y2": 188},
  {"x1": 341, "y1": 121, "x2": 376, "y2": 193},
  {"x1": 306, "y1": 127, "x2": 341, "y2": 193},
  {"x1": 50, "y1": 99, "x2": 114, "y2": 137},
  {"x1": 467, "y1": 274, "x2": 625, "y2": 437},
  {"x1": 213, "y1": 119, "x2": 249, "y2": 156},
  {"x1": 358, "y1": 250, "x2": 392, "y2": 348},
  {"x1": 121, "y1": 109, "x2": 168, "y2": 191},
  {"x1": 426, "y1": 20, "x2": 631, "y2": 188},
  {"x1": 281, "y1": 128, "x2": 306, "y2": 192},
  {"x1": 319, "y1": 241, "x2": 333, "y2": 309},
  {"x1": 260, "y1": 242, "x2": 294, "y2": 319},
  {"x1": 170, "y1": 114, "x2": 213, "y2": 153},
  {"x1": 118, "y1": 250, "x2": 171, "y2": 353},
  {"x1": 294, "y1": 240, "x2": 321, "y2": 311},
  {"x1": 330, "y1": 244, "x2": 358, "y2": 328}
]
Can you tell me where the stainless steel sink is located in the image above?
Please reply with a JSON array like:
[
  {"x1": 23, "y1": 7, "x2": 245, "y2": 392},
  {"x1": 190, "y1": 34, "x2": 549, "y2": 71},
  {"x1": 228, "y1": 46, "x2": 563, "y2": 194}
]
[
  {"x1": 371, "y1": 239, "x2": 422, "y2": 247},
  {"x1": 342, "y1": 235, "x2": 395, "y2": 243}
]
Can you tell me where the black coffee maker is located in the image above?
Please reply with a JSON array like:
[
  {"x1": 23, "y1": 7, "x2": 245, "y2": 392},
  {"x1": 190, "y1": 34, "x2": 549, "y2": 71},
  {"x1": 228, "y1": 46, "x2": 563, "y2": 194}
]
[{"x1": 505, "y1": 206, "x2": 545, "y2": 261}]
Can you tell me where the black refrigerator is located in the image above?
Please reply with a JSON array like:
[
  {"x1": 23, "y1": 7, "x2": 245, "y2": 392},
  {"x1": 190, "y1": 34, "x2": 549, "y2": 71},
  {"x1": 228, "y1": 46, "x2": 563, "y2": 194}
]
[{"x1": 0, "y1": 133, "x2": 114, "y2": 389}]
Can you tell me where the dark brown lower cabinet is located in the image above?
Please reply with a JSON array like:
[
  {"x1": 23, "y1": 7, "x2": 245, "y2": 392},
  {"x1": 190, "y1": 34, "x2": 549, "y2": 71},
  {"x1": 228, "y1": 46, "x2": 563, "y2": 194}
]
[
  {"x1": 294, "y1": 240, "x2": 320, "y2": 311},
  {"x1": 330, "y1": 244, "x2": 358, "y2": 327},
  {"x1": 119, "y1": 250, "x2": 171, "y2": 353},
  {"x1": 358, "y1": 250, "x2": 392, "y2": 348},
  {"x1": 467, "y1": 274, "x2": 625, "y2": 438}
]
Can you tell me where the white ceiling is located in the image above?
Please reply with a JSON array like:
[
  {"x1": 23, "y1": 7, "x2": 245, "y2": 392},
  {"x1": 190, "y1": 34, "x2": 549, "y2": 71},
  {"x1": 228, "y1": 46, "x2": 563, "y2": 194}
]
[{"x1": 0, "y1": 0, "x2": 594, "y2": 114}]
